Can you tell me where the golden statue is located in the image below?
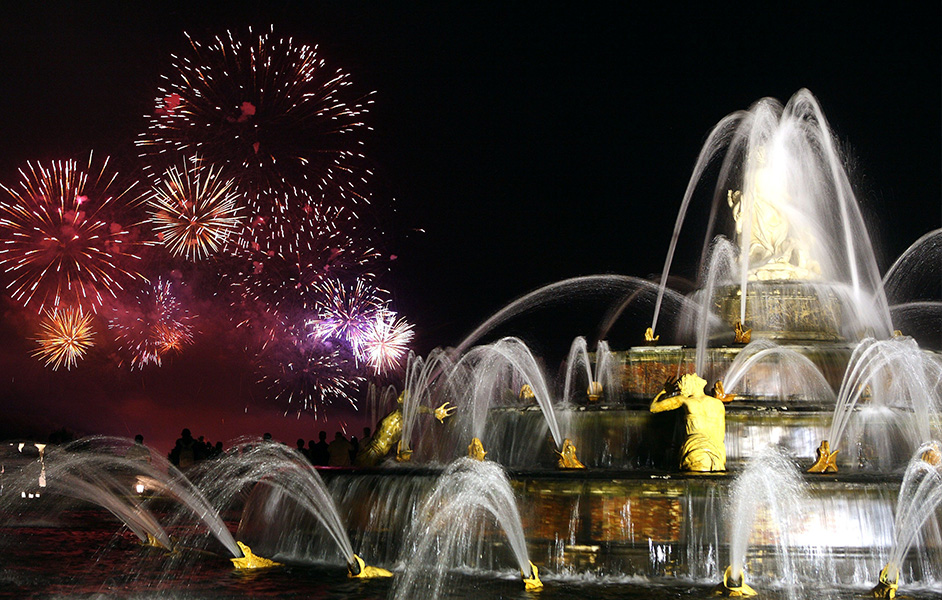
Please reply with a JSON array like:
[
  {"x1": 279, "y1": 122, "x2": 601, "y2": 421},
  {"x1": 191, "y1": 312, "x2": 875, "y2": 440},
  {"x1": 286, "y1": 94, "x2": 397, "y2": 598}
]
[
  {"x1": 522, "y1": 561, "x2": 543, "y2": 591},
  {"x1": 807, "y1": 440, "x2": 839, "y2": 473},
  {"x1": 587, "y1": 381, "x2": 603, "y2": 403},
  {"x1": 644, "y1": 327, "x2": 659, "y2": 345},
  {"x1": 727, "y1": 147, "x2": 821, "y2": 281},
  {"x1": 713, "y1": 566, "x2": 757, "y2": 597},
  {"x1": 231, "y1": 541, "x2": 282, "y2": 570},
  {"x1": 347, "y1": 554, "x2": 393, "y2": 579},
  {"x1": 733, "y1": 321, "x2": 752, "y2": 344},
  {"x1": 519, "y1": 383, "x2": 536, "y2": 401},
  {"x1": 468, "y1": 437, "x2": 487, "y2": 461},
  {"x1": 921, "y1": 442, "x2": 942, "y2": 466},
  {"x1": 870, "y1": 563, "x2": 899, "y2": 598},
  {"x1": 355, "y1": 393, "x2": 455, "y2": 466},
  {"x1": 649, "y1": 374, "x2": 732, "y2": 472},
  {"x1": 556, "y1": 438, "x2": 585, "y2": 469}
]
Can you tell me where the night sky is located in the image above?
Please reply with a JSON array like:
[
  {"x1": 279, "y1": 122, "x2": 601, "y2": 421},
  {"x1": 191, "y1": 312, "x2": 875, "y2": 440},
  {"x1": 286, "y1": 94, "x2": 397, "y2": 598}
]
[{"x1": 1, "y1": 2, "x2": 939, "y2": 453}]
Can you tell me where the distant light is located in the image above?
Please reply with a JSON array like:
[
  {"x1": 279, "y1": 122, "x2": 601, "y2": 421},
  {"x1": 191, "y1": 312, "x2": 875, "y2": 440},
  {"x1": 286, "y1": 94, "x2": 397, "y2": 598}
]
[{"x1": 135, "y1": 484, "x2": 145, "y2": 494}]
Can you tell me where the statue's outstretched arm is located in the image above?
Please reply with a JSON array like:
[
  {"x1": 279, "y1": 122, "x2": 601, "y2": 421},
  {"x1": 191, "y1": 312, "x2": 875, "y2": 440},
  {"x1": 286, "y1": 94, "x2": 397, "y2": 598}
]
[
  {"x1": 650, "y1": 390, "x2": 683, "y2": 413},
  {"x1": 418, "y1": 402, "x2": 456, "y2": 423},
  {"x1": 650, "y1": 375, "x2": 683, "y2": 413}
]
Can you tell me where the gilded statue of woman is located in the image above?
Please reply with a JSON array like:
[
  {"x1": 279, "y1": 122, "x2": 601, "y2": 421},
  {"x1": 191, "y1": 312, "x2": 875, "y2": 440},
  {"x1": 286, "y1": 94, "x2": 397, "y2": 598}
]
[{"x1": 649, "y1": 373, "x2": 733, "y2": 472}]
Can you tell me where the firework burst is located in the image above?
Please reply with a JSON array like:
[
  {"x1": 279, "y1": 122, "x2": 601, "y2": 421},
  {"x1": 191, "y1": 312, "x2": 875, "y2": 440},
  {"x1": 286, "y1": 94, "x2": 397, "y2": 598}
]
[
  {"x1": 229, "y1": 203, "x2": 381, "y2": 312},
  {"x1": 258, "y1": 322, "x2": 364, "y2": 415},
  {"x1": 361, "y1": 310, "x2": 414, "y2": 374},
  {"x1": 307, "y1": 278, "x2": 385, "y2": 354},
  {"x1": 109, "y1": 279, "x2": 194, "y2": 368},
  {"x1": 137, "y1": 26, "x2": 374, "y2": 255},
  {"x1": 0, "y1": 154, "x2": 147, "y2": 313},
  {"x1": 146, "y1": 158, "x2": 243, "y2": 260},
  {"x1": 33, "y1": 307, "x2": 95, "y2": 370}
]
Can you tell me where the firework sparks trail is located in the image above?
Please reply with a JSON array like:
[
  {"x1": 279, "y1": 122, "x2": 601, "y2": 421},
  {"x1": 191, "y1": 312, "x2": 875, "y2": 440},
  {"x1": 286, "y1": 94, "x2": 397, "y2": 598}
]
[
  {"x1": 146, "y1": 158, "x2": 243, "y2": 260},
  {"x1": 109, "y1": 279, "x2": 194, "y2": 368},
  {"x1": 137, "y1": 26, "x2": 375, "y2": 255},
  {"x1": 0, "y1": 154, "x2": 148, "y2": 313},
  {"x1": 33, "y1": 307, "x2": 95, "y2": 370}
]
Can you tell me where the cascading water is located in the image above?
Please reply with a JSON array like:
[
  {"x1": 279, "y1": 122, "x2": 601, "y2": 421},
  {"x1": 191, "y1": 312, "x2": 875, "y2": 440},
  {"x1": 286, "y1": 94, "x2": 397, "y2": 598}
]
[
  {"x1": 562, "y1": 336, "x2": 620, "y2": 404},
  {"x1": 874, "y1": 441, "x2": 942, "y2": 594},
  {"x1": 824, "y1": 337, "x2": 942, "y2": 470},
  {"x1": 652, "y1": 89, "x2": 893, "y2": 342},
  {"x1": 392, "y1": 458, "x2": 540, "y2": 600},
  {"x1": 450, "y1": 337, "x2": 569, "y2": 464},
  {"x1": 199, "y1": 441, "x2": 358, "y2": 565},
  {"x1": 725, "y1": 447, "x2": 808, "y2": 599},
  {"x1": 399, "y1": 348, "x2": 455, "y2": 459}
]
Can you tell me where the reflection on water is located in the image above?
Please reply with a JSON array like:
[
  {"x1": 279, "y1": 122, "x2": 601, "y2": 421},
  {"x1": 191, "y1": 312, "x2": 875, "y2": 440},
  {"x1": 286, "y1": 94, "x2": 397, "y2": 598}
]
[{"x1": 1, "y1": 508, "x2": 940, "y2": 600}]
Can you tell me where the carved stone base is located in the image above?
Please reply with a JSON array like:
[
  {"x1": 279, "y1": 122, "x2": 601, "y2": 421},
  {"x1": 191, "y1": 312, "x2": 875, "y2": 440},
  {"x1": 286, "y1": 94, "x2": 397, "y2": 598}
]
[{"x1": 713, "y1": 282, "x2": 844, "y2": 342}]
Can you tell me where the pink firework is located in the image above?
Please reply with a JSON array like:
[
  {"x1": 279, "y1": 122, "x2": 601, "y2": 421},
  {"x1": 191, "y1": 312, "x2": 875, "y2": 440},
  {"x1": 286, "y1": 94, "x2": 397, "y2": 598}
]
[
  {"x1": 257, "y1": 322, "x2": 364, "y2": 415},
  {"x1": 229, "y1": 203, "x2": 381, "y2": 313},
  {"x1": 307, "y1": 278, "x2": 385, "y2": 355},
  {"x1": 0, "y1": 155, "x2": 148, "y2": 314},
  {"x1": 361, "y1": 310, "x2": 414, "y2": 374}
]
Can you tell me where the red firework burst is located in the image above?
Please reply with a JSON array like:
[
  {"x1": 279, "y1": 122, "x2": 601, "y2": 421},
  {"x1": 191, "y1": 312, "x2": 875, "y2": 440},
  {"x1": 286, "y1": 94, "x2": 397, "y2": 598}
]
[{"x1": 0, "y1": 155, "x2": 148, "y2": 313}]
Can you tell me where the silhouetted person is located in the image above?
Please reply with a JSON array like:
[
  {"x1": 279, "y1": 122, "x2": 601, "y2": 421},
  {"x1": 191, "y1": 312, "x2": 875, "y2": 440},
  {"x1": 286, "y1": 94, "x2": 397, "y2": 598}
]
[
  {"x1": 296, "y1": 438, "x2": 308, "y2": 459},
  {"x1": 170, "y1": 428, "x2": 199, "y2": 468},
  {"x1": 214, "y1": 441, "x2": 224, "y2": 458},
  {"x1": 126, "y1": 434, "x2": 150, "y2": 462},
  {"x1": 328, "y1": 432, "x2": 352, "y2": 466},
  {"x1": 263, "y1": 432, "x2": 273, "y2": 443},
  {"x1": 311, "y1": 431, "x2": 330, "y2": 466},
  {"x1": 349, "y1": 435, "x2": 359, "y2": 464}
]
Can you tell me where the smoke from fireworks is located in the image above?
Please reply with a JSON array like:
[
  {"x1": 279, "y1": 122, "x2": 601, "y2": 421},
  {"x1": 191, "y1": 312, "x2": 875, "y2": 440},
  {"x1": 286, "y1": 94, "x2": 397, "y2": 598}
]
[
  {"x1": 146, "y1": 159, "x2": 243, "y2": 260},
  {"x1": 0, "y1": 155, "x2": 147, "y2": 313},
  {"x1": 109, "y1": 279, "x2": 194, "y2": 368},
  {"x1": 33, "y1": 307, "x2": 95, "y2": 370},
  {"x1": 137, "y1": 26, "x2": 374, "y2": 255}
]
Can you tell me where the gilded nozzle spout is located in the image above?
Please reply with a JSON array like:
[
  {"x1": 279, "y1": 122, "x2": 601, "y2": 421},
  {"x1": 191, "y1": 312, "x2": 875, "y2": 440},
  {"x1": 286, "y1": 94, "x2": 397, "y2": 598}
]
[
  {"x1": 468, "y1": 437, "x2": 487, "y2": 461},
  {"x1": 556, "y1": 438, "x2": 585, "y2": 469},
  {"x1": 519, "y1": 384, "x2": 536, "y2": 402},
  {"x1": 733, "y1": 321, "x2": 752, "y2": 344},
  {"x1": 870, "y1": 563, "x2": 899, "y2": 598},
  {"x1": 644, "y1": 327, "x2": 659, "y2": 345},
  {"x1": 920, "y1": 443, "x2": 942, "y2": 466},
  {"x1": 231, "y1": 541, "x2": 282, "y2": 570},
  {"x1": 522, "y1": 560, "x2": 543, "y2": 591},
  {"x1": 807, "y1": 439, "x2": 839, "y2": 473},
  {"x1": 142, "y1": 532, "x2": 172, "y2": 551},
  {"x1": 395, "y1": 441, "x2": 413, "y2": 463},
  {"x1": 713, "y1": 566, "x2": 757, "y2": 596},
  {"x1": 347, "y1": 553, "x2": 393, "y2": 578},
  {"x1": 587, "y1": 381, "x2": 603, "y2": 403}
]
